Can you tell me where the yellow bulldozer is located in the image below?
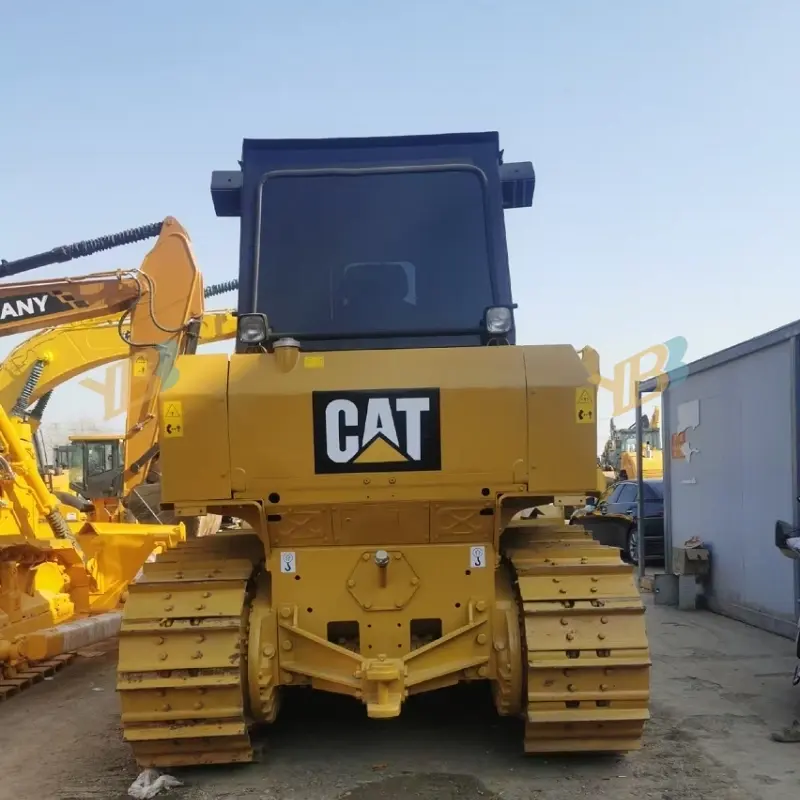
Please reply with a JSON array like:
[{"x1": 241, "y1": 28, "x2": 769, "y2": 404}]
[{"x1": 119, "y1": 131, "x2": 651, "y2": 767}]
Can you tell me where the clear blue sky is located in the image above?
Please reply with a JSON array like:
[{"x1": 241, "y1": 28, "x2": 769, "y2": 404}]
[{"x1": 2, "y1": 1, "x2": 798, "y2": 449}]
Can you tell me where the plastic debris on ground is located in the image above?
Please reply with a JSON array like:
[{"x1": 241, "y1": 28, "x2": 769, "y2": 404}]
[{"x1": 128, "y1": 768, "x2": 183, "y2": 798}]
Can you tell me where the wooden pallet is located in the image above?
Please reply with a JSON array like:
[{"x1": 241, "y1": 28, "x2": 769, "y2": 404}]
[{"x1": 0, "y1": 653, "x2": 76, "y2": 702}]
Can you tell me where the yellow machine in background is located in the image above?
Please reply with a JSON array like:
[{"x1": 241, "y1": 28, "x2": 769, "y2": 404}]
[
  {"x1": 0, "y1": 218, "x2": 214, "y2": 682},
  {"x1": 119, "y1": 132, "x2": 650, "y2": 767},
  {"x1": 0, "y1": 401, "x2": 181, "y2": 670},
  {"x1": 1, "y1": 305, "x2": 239, "y2": 531},
  {"x1": 0, "y1": 306, "x2": 237, "y2": 426},
  {"x1": 600, "y1": 408, "x2": 663, "y2": 481}
]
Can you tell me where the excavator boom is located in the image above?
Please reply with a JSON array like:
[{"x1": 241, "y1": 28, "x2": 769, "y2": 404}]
[
  {"x1": 1, "y1": 217, "x2": 207, "y2": 494},
  {"x1": 0, "y1": 222, "x2": 166, "y2": 337},
  {"x1": 0, "y1": 307, "x2": 237, "y2": 419},
  {"x1": 0, "y1": 271, "x2": 141, "y2": 337}
]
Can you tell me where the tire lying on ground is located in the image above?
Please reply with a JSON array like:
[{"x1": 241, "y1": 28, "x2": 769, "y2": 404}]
[{"x1": 124, "y1": 481, "x2": 222, "y2": 538}]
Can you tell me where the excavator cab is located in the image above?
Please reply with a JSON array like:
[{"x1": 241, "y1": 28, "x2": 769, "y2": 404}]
[
  {"x1": 63, "y1": 434, "x2": 124, "y2": 499},
  {"x1": 53, "y1": 442, "x2": 82, "y2": 486}
]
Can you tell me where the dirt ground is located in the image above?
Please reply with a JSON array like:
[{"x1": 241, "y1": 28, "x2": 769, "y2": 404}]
[{"x1": 1, "y1": 595, "x2": 799, "y2": 800}]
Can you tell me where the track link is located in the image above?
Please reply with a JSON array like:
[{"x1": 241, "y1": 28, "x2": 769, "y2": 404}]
[
  {"x1": 117, "y1": 532, "x2": 262, "y2": 768},
  {"x1": 504, "y1": 520, "x2": 651, "y2": 753},
  {"x1": 0, "y1": 653, "x2": 76, "y2": 702}
]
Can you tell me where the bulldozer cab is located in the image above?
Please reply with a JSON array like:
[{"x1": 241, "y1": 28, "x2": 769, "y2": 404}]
[
  {"x1": 212, "y1": 132, "x2": 534, "y2": 351},
  {"x1": 61, "y1": 434, "x2": 124, "y2": 499}
]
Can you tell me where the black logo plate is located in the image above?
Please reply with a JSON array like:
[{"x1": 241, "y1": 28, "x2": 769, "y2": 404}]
[{"x1": 312, "y1": 388, "x2": 441, "y2": 474}]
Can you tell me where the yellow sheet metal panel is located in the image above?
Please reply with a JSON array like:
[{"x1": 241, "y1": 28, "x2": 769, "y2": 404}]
[
  {"x1": 523, "y1": 345, "x2": 598, "y2": 494},
  {"x1": 159, "y1": 353, "x2": 231, "y2": 502},
  {"x1": 227, "y1": 345, "x2": 528, "y2": 503}
]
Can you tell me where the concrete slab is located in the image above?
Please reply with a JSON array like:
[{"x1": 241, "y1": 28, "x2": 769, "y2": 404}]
[
  {"x1": 0, "y1": 593, "x2": 798, "y2": 799},
  {"x1": 646, "y1": 594, "x2": 800, "y2": 799}
]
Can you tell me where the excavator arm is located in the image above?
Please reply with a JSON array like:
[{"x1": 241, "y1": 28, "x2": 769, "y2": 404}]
[
  {"x1": 0, "y1": 222, "x2": 167, "y2": 337},
  {"x1": 0, "y1": 220, "x2": 217, "y2": 671},
  {"x1": 102, "y1": 219, "x2": 203, "y2": 494},
  {"x1": 0, "y1": 272, "x2": 140, "y2": 336},
  {"x1": 0, "y1": 217, "x2": 213, "y2": 499}
]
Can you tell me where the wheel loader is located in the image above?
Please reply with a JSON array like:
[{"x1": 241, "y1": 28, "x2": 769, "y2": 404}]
[{"x1": 119, "y1": 131, "x2": 651, "y2": 767}]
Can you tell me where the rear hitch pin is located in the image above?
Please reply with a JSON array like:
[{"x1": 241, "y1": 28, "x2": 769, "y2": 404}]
[{"x1": 375, "y1": 549, "x2": 390, "y2": 588}]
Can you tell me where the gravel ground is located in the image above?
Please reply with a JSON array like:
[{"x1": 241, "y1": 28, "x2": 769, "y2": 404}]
[{"x1": 0, "y1": 596, "x2": 798, "y2": 800}]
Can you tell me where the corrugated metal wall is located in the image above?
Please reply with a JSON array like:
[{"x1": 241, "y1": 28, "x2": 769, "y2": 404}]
[{"x1": 663, "y1": 338, "x2": 798, "y2": 637}]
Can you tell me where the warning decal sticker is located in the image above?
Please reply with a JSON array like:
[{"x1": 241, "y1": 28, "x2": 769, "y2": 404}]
[
  {"x1": 575, "y1": 387, "x2": 595, "y2": 424},
  {"x1": 163, "y1": 401, "x2": 184, "y2": 438}
]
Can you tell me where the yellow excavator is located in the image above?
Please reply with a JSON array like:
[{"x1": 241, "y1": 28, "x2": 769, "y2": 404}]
[
  {"x1": 118, "y1": 132, "x2": 650, "y2": 767},
  {"x1": 1, "y1": 303, "x2": 237, "y2": 434},
  {"x1": 1, "y1": 304, "x2": 238, "y2": 531},
  {"x1": 0, "y1": 218, "x2": 214, "y2": 682}
]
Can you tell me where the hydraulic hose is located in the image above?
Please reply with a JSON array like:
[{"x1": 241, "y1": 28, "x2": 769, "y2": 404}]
[
  {"x1": 204, "y1": 279, "x2": 238, "y2": 299},
  {"x1": 0, "y1": 403, "x2": 88, "y2": 564},
  {"x1": 0, "y1": 221, "x2": 164, "y2": 279},
  {"x1": 11, "y1": 360, "x2": 47, "y2": 417},
  {"x1": 29, "y1": 390, "x2": 53, "y2": 421}
]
